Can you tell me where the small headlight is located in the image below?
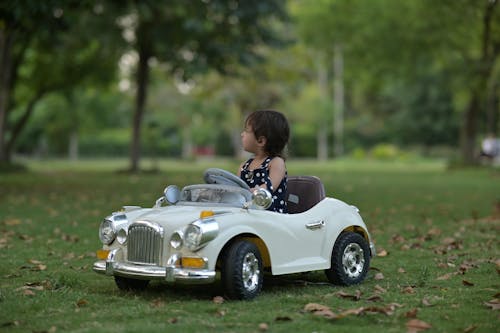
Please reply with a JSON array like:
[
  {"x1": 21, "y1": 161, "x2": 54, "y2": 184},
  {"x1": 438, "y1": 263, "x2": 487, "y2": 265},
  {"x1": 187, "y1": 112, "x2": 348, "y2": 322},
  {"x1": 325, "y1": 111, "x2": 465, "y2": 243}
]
[
  {"x1": 170, "y1": 231, "x2": 183, "y2": 249},
  {"x1": 184, "y1": 224, "x2": 202, "y2": 251},
  {"x1": 116, "y1": 228, "x2": 128, "y2": 245},
  {"x1": 99, "y1": 219, "x2": 116, "y2": 245}
]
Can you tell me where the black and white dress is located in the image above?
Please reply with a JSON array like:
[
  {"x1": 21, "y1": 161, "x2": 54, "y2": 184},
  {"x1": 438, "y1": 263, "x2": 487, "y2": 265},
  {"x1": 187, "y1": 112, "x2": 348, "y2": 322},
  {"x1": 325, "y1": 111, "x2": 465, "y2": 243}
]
[{"x1": 240, "y1": 157, "x2": 288, "y2": 213}]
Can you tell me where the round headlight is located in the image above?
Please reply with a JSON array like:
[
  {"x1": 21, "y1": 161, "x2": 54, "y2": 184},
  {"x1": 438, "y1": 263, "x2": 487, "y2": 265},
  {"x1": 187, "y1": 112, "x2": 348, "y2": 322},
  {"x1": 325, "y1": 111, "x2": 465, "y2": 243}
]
[
  {"x1": 184, "y1": 224, "x2": 202, "y2": 250},
  {"x1": 170, "y1": 231, "x2": 183, "y2": 249},
  {"x1": 116, "y1": 228, "x2": 128, "y2": 245},
  {"x1": 99, "y1": 219, "x2": 116, "y2": 245}
]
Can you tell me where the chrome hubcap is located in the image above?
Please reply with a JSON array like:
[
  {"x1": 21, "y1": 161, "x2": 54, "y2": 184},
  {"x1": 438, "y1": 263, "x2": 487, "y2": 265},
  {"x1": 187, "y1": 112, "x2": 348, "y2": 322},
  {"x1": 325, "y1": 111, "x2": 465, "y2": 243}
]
[
  {"x1": 342, "y1": 243, "x2": 365, "y2": 279},
  {"x1": 242, "y1": 253, "x2": 260, "y2": 291}
]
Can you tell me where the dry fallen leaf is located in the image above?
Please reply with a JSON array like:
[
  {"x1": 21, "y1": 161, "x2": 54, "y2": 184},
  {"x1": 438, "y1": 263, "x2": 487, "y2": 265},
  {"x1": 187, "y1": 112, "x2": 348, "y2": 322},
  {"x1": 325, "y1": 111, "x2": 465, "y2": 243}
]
[
  {"x1": 212, "y1": 296, "x2": 225, "y2": 304},
  {"x1": 398, "y1": 267, "x2": 407, "y2": 273},
  {"x1": 405, "y1": 308, "x2": 418, "y2": 318},
  {"x1": 406, "y1": 319, "x2": 432, "y2": 333},
  {"x1": 374, "y1": 284, "x2": 387, "y2": 294},
  {"x1": 463, "y1": 325, "x2": 477, "y2": 333},
  {"x1": 484, "y1": 298, "x2": 500, "y2": 311},
  {"x1": 336, "y1": 290, "x2": 362, "y2": 301},
  {"x1": 374, "y1": 272, "x2": 385, "y2": 280},
  {"x1": 377, "y1": 248, "x2": 388, "y2": 257},
  {"x1": 462, "y1": 280, "x2": 474, "y2": 287},
  {"x1": 150, "y1": 298, "x2": 165, "y2": 308},
  {"x1": 168, "y1": 317, "x2": 178, "y2": 324},
  {"x1": 258, "y1": 323, "x2": 269, "y2": 331},
  {"x1": 402, "y1": 286, "x2": 415, "y2": 294},
  {"x1": 436, "y1": 273, "x2": 452, "y2": 280},
  {"x1": 304, "y1": 303, "x2": 330, "y2": 312},
  {"x1": 76, "y1": 299, "x2": 88, "y2": 307}
]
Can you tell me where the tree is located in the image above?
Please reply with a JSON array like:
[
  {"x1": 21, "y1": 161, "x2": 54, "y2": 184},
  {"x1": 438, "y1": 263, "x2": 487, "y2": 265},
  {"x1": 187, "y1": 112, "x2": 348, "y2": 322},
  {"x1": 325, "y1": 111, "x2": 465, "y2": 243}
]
[
  {"x1": 114, "y1": 0, "x2": 288, "y2": 172},
  {"x1": 0, "y1": 1, "x2": 122, "y2": 164}
]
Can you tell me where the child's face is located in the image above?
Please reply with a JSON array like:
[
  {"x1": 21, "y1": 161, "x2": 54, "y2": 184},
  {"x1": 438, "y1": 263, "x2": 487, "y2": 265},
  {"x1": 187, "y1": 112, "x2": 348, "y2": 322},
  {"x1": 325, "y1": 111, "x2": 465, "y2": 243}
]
[{"x1": 241, "y1": 124, "x2": 259, "y2": 153}]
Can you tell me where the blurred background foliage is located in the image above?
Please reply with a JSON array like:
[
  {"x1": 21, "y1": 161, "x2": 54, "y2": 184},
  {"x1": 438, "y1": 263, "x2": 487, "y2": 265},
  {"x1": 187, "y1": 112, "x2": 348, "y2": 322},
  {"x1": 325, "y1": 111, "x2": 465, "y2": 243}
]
[{"x1": 1, "y1": 0, "x2": 499, "y2": 170}]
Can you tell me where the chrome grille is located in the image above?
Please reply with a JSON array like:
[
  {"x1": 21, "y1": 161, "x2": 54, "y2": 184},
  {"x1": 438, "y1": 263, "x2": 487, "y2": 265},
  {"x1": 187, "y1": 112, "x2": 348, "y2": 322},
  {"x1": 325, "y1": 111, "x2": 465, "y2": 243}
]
[{"x1": 127, "y1": 222, "x2": 163, "y2": 265}]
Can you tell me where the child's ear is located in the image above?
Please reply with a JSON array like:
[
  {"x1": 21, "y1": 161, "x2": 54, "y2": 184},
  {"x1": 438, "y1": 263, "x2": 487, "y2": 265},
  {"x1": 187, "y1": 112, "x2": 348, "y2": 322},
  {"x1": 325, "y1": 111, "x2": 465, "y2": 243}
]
[{"x1": 257, "y1": 136, "x2": 267, "y2": 146}]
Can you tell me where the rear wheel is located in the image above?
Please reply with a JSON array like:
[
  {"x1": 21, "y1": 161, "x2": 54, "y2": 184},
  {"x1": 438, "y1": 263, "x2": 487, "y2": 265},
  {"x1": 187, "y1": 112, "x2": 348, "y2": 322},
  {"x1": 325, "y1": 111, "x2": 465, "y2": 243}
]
[
  {"x1": 325, "y1": 232, "x2": 370, "y2": 285},
  {"x1": 221, "y1": 240, "x2": 263, "y2": 300},
  {"x1": 114, "y1": 276, "x2": 150, "y2": 291}
]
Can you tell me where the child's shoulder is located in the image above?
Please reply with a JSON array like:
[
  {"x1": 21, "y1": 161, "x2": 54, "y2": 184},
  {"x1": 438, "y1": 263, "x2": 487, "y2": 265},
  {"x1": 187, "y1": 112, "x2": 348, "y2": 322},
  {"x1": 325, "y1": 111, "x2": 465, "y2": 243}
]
[{"x1": 269, "y1": 156, "x2": 286, "y2": 168}]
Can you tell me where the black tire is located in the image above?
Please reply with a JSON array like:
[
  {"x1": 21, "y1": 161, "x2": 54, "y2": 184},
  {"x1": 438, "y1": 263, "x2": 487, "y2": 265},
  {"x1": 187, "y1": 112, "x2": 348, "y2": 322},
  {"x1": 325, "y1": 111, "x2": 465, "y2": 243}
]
[
  {"x1": 325, "y1": 232, "x2": 370, "y2": 285},
  {"x1": 221, "y1": 240, "x2": 263, "y2": 300},
  {"x1": 114, "y1": 276, "x2": 150, "y2": 291}
]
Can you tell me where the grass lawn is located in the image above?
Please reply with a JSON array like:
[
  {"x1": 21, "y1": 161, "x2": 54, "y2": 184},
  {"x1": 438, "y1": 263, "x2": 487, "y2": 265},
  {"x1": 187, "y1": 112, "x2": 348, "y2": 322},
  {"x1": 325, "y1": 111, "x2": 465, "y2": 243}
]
[{"x1": 0, "y1": 158, "x2": 499, "y2": 333}]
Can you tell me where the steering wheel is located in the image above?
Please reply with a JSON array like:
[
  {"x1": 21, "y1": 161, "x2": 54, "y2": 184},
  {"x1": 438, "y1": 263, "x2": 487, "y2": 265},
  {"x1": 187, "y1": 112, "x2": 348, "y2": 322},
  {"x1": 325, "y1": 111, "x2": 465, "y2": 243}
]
[{"x1": 203, "y1": 168, "x2": 250, "y2": 190}]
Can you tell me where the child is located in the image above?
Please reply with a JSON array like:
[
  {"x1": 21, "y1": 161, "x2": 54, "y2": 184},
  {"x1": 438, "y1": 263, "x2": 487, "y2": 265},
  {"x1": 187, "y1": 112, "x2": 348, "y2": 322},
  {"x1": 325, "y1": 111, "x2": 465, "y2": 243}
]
[{"x1": 239, "y1": 110, "x2": 290, "y2": 213}]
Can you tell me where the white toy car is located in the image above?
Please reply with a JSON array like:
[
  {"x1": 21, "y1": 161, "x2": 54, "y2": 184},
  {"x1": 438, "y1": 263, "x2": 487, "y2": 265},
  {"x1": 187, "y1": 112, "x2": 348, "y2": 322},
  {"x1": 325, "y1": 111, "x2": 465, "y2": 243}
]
[{"x1": 93, "y1": 168, "x2": 376, "y2": 299}]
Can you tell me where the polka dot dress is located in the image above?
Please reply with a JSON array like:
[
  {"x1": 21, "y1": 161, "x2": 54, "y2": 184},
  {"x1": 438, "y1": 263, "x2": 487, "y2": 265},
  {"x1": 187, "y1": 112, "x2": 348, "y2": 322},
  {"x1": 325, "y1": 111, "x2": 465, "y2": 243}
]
[{"x1": 240, "y1": 157, "x2": 288, "y2": 213}]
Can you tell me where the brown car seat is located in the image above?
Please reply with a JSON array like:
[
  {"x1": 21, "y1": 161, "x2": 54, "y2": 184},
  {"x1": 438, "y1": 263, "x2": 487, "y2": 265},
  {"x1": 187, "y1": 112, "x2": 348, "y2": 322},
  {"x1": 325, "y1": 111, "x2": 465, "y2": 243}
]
[{"x1": 287, "y1": 176, "x2": 326, "y2": 214}]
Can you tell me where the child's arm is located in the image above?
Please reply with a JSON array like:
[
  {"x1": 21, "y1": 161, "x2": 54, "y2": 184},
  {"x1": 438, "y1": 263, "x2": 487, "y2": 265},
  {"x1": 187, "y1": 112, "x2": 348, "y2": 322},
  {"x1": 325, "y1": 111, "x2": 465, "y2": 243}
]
[{"x1": 253, "y1": 157, "x2": 285, "y2": 192}]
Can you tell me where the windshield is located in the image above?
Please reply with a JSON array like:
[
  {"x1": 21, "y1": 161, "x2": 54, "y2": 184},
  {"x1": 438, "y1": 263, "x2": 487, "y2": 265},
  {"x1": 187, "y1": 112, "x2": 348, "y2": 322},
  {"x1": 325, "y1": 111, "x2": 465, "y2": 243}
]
[{"x1": 180, "y1": 184, "x2": 252, "y2": 207}]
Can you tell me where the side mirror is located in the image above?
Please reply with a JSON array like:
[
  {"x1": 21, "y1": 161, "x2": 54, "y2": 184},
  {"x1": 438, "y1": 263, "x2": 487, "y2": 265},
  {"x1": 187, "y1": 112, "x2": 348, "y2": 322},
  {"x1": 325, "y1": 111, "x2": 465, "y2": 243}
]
[
  {"x1": 252, "y1": 188, "x2": 273, "y2": 209},
  {"x1": 164, "y1": 185, "x2": 180, "y2": 205}
]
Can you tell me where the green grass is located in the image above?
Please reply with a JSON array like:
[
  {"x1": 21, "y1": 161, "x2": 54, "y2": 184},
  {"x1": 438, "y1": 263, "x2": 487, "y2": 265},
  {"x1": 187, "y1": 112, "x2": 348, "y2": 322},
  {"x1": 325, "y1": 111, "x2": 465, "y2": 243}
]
[{"x1": 0, "y1": 158, "x2": 499, "y2": 333}]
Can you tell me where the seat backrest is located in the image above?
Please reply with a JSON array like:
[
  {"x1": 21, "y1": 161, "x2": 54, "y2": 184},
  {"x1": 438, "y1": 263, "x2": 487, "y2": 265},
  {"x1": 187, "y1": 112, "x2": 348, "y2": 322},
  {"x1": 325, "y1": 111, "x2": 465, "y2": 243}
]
[{"x1": 287, "y1": 176, "x2": 326, "y2": 214}]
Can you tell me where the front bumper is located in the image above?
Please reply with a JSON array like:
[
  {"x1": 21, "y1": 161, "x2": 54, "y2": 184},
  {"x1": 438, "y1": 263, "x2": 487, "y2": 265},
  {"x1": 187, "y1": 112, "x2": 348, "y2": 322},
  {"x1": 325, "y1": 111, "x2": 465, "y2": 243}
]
[{"x1": 93, "y1": 251, "x2": 216, "y2": 284}]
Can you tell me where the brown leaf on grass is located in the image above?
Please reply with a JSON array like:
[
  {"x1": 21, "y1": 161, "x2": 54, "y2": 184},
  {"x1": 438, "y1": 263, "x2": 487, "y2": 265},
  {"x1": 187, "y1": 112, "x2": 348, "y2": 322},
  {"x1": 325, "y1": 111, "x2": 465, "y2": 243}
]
[
  {"x1": 484, "y1": 298, "x2": 500, "y2": 310},
  {"x1": 374, "y1": 284, "x2": 387, "y2": 294},
  {"x1": 150, "y1": 298, "x2": 165, "y2": 308},
  {"x1": 436, "y1": 273, "x2": 453, "y2": 280},
  {"x1": 4, "y1": 218, "x2": 21, "y2": 226},
  {"x1": 212, "y1": 296, "x2": 225, "y2": 304},
  {"x1": 406, "y1": 319, "x2": 432, "y2": 333},
  {"x1": 168, "y1": 317, "x2": 178, "y2": 324},
  {"x1": 402, "y1": 286, "x2": 416, "y2": 294},
  {"x1": 336, "y1": 290, "x2": 362, "y2": 301},
  {"x1": 303, "y1": 303, "x2": 338, "y2": 319},
  {"x1": 1, "y1": 320, "x2": 20, "y2": 328},
  {"x1": 463, "y1": 325, "x2": 477, "y2": 333},
  {"x1": 76, "y1": 299, "x2": 88, "y2": 307},
  {"x1": 19, "y1": 234, "x2": 34, "y2": 242},
  {"x1": 366, "y1": 294, "x2": 383, "y2": 302},
  {"x1": 275, "y1": 316, "x2": 292, "y2": 322},
  {"x1": 258, "y1": 323, "x2": 269, "y2": 331},
  {"x1": 377, "y1": 248, "x2": 388, "y2": 257},
  {"x1": 22, "y1": 289, "x2": 36, "y2": 296},
  {"x1": 398, "y1": 267, "x2": 407, "y2": 273},
  {"x1": 405, "y1": 308, "x2": 419, "y2": 318},
  {"x1": 374, "y1": 272, "x2": 385, "y2": 280},
  {"x1": 215, "y1": 309, "x2": 226, "y2": 317},
  {"x1": 304, "y1": 303, "x2": 330, "y2": 312},
  {"x1": 426, "y1": 227, "x2": 441, "y2": 237},
  {"x1": 422, "y1": 298, "x2": 433, "y2": 307},
  {"x1": 390, "y1": 234, "x2": 406, "y2": 244},
  {"x1": 462, "y1": 280, "x2": 474, "y2": 287}
]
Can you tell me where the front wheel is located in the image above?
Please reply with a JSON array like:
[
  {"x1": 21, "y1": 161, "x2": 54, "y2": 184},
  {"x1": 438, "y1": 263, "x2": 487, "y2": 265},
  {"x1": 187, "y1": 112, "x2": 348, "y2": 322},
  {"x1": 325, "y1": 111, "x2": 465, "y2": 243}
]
[
  {"x1": 325, "y1": 232, "x2": 370, "y2": 285},
  {"x1": 114, "y1": 276, "x2": 150, "y2": 291},
  {"x1": 221, "y1": 240, "x2": 263, "y2": 300}
]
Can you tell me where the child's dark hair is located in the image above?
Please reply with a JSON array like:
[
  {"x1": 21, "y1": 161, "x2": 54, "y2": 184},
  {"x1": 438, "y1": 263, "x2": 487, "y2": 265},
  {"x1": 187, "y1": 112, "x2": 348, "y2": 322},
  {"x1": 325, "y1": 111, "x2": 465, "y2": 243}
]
[{"x1": 245, "y1": 110, "x2": 290, "y2": 158}]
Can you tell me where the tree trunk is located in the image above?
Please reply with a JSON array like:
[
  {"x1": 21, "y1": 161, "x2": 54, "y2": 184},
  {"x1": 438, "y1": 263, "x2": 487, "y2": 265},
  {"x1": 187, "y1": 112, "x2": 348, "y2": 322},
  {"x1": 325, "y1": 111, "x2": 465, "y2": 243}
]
[
  {"x1": 6, "y1": 91, "x2": 45, "y2": 158},
  {"x1": 333, "y1": 44, "x2": 344, "y2": 157},
  {"x1": 460, "y1": 0, "x2": 498, "y2": 164},
  {"x1": 129, "y1": 24, "x2": 152, "y2": 172},
  {"x1": 316, "y1": 52, "x2": 329, "y2": 160},
  {"x1": 317, "y1": 125, "x2": 328, "y2": 161},
  {"x1": 461, "y1": 94, "x2": 480, "y2": 164},
  {"x1": 0, "y1": 29, "x2": 14, "y2": 163}
]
